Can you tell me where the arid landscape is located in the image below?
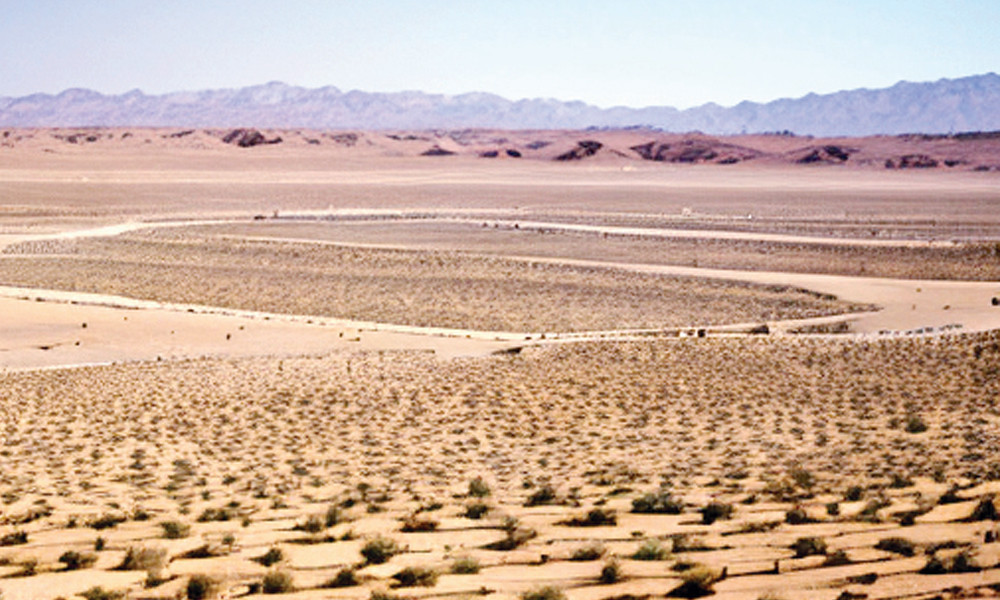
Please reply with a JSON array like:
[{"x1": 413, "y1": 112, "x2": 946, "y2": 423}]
[{"x1": 1, "y1": 128, "x2": 999, "y2": 600}]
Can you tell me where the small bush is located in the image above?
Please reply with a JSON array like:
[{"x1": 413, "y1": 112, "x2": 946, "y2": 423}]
[
  {"x1": 117, "y1": 546, "x2": 168, "y2": 572},
  {"x1": 401, "y1": 514, "x2": 439, "y2": 532},
  {"x1": 252, "y1": 547, "x2": 284, "y2": 567},
  {"x1": 59, "y1": 550, "x2": 98, "y2": 570},
  {"x1": 920, "y1": 550, "x2": 981, "y2": 574},
  {"x1": 468, "y1": 477, "x2": 491, "y2": 498},
  {"x1": 785, "y1": 506, "x2": 813, "y2": 525},
  {"x1": 0, "y1": 531, "x2": 28, "y2": 546},
  {"x1": 570, "y1": 544, "x2": 605, "y2": 561},
  {"x1": 324, "y1": 505, "x2": 343, "y2": 527},
  {"x1": 323, "y1": 567, "x2": 359, "y2": 588},
  {"x1": 822, "y1": 549, "x2": 852, "y2": 566},
  {"x1": 392, "y1": 565, "x2": 438, "y2": 587},
  {"x1": 668, "y1": 565, "x2": 721, "y2": 598},
  {"x1": 525, "y1": 485, "x2": 557, "y2": 507},
  {"x1": 521, "y1": 586, "x2": 567, "y2": 600},
  {"x1": 905, "y1": 415, "x2": 928, "y2": 434},
  {"x1": 965, "y1": 496, "x2": 998, "y2": 522},
  {"x1": 562, "y1": 508, "x2": 617, "y2": 527},
  {"x1": 361, "y1": 536, "x2": 400, "y2": 564},
  {"x1": 875, "y1": 537, "x2": 916, "y2": 557},
  {"x1": 791, "y1": 536, "x2": 827, "y2": 558},
  {"x1": 186, "y1": 574, "x2": 217, "y2": 600},
  {"x1": 160, "y1": 520, "x2": 191, "y2": 539},
  {"x1": 262, "y1": 570, "x2": 295, "y2": 594},
  {"x1": 844, "y1": 486, "x2": 864, "y2": 502},
  {"x1": 451, "y1": 556, "x2": 481, "y2": 574},
  {"x1": 90, "y1": 514, "x2": 127, "y2": 530},
  {"x1": 80, "y1": 587, "x2": 126, "y2": 600},
  {"x1": 632, "y1": 489, "x2": 684, "y2": 514},
  {"x1": 599, "y1": 560, "x2": 623, "y2": 584},
  {"x1": 700, "y1": 502, "x2": 733, "y2": 525},
  {"x1": 464, "y1": 502, "x2": 489, "y2": 519},
  {"x1": 295, "y1": 514, "x2": 324, "y2": 534},
  {"x1": 632, "y1": 538, "x2": 669, "y2": 561},
  {"x1": 196, "y1": 507, "x2": 234, "y2": 522},
  {"x1": 485, "y1": 517, "x2": 536, "y2": 551}
]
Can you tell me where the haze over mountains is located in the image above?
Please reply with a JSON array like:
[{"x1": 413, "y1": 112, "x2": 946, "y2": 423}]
[{"x1": 1, "y1": 73, "x2": 998, "y2": 136}]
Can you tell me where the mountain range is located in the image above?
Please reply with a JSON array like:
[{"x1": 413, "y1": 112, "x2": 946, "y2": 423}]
[{"x1": 2, "y1": 73, "x2": 999, "y2": 136}]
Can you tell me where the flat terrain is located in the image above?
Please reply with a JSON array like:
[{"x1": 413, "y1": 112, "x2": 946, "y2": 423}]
[{"x1": 0, "y1": 129, "x2": 998, "y2": 600}]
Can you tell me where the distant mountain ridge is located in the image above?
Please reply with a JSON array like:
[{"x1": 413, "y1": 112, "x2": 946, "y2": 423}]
[{"x1": 2, "y1": 73, "x2": 999, "y2": 136}]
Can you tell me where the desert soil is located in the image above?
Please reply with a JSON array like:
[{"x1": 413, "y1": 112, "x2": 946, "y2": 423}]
[{"x1": 0, "y1": 128, "x2": 998, "y2": 600}]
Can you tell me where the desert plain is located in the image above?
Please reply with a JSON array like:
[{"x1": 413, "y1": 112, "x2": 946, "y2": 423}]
[{"x1": 0, "y1": 127, "x2": 999, "y2": 600}]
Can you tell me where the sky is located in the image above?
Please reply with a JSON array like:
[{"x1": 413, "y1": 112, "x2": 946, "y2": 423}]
[{"x1": 1, "y1": 0, "x2": 998, "y2": 109}]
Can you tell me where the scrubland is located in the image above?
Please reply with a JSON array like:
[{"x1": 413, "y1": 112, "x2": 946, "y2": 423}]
[
  {"x1": 0, "y1": 233, "x2": 861, "y2": 332},
  {"x1": 0, "y1": 332, "x2": 999, "y2": 599}
]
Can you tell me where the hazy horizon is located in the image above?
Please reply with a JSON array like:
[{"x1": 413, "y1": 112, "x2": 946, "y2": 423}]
[{"x1": 2, "y1": 0, "x2": 999, "y2": 109}]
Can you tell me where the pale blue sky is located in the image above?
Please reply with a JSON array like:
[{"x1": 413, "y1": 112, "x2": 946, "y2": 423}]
[{"x1": 1, "y1": 0, "x2": 998, "y2": 108}]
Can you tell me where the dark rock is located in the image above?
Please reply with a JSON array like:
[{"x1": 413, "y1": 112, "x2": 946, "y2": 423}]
[
  {"x1": 886, "y1": 154, "x2": 938, "y2": 168},
  {"x1": 505, "y1": 149, "x2": 522, "y2": 158},
  {"x1": 328, "y1": 133, "x2": 358, "y2": 146},
  {"x1": 421, "y1": 145, "x2": 456, "y2": 156},
  {"x1": 797, "y1": 145, "x2": 851, "y2": 164},
  {"x1": 480, "y1": 150, "x2": 499, "y2": 158},
  {"x1": 674, "y1": 147, "x2": 717, "y2": 163},
  {"x1": 222, "y1": 128, "x2": 282, "y2": 147},
  {"x1": 166, "y1": 130, "x2": 195, "y2": 139},
  {"x1": 717, "y1": 157, "x2": 740, "y2": 164},
  {"x1": 555, "y1": 140, "x2": 603, "y2": 161},
  {"x1": 526, "y1": 140, "x2": 551, "y2": 150}
]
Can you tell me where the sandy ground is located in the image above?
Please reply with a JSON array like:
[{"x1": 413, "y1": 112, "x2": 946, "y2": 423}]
[{"x1": 0, "y1": 130, "x2": 999, "y2": 600}]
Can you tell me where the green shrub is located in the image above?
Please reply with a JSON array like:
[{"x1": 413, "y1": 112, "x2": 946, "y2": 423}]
[
  {"x1": 361, "y1": 536, "x2": 400, "y2": 564},
  {"x1": 632, "y1": 489, "x2": 683, "y2": 514},
  {"x1": 262, "y1": 570, "x2": 294, "y2": 594},
  {"x1": 391, "y1": 565, "x2": 438, "y2": 587},
  {"x1": 632, "y1": 538, "x2": 669, "y2": 561},
  {"x1": 451, "y1": 556, "x2": 481, "y2": 574}
]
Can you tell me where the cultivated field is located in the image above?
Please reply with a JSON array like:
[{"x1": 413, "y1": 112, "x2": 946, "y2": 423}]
[{"x1": 0, "y1": 128, "x2": 998, "y2": 600}]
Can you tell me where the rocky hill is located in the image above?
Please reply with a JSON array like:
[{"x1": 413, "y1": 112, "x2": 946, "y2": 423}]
[{"x1": 1, "y1": 73, "x2": 999, "y2": 135}]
